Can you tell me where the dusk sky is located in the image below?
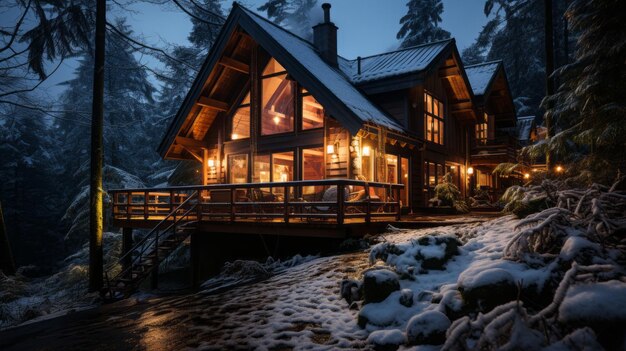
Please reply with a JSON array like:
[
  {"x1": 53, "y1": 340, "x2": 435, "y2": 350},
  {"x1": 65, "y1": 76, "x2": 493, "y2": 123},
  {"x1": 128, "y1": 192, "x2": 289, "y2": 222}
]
[{"x1": 33, "y1": 0, "x2": 489, "y2": 97}]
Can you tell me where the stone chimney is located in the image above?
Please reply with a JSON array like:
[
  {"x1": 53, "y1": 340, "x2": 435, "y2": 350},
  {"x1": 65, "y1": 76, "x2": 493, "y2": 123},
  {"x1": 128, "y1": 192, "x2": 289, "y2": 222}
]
[{"x1": 313, "y1": 3, "x2": 338, "y2": 67}]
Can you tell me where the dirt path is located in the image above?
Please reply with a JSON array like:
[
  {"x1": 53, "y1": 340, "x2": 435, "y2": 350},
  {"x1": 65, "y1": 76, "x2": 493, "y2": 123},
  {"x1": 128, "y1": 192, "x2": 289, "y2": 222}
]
[{"x1": 0, "y1": 252, "x2": 372, "y2": 351}]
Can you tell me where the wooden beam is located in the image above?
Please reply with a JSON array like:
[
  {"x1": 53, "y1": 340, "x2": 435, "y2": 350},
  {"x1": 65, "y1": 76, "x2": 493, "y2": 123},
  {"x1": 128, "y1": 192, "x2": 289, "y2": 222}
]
[
  {"x1": 218, "y1": 56, "x2": 249, "y2": 74},
  {"x1": 197, "y1": 96, "x2": 229, "y2": 111},
  {"x1": 439, "y1": 66, "x2": 460, "y2": 78},
  {"x1": 180, "y1": 145, "x2": 203, "y2": 163},
  {"x1": 449, "y1": 100, "x2": 473, "y2": 111},
  {"x1": 175, "y1": 136, "x2": 207, "y2": 150}
]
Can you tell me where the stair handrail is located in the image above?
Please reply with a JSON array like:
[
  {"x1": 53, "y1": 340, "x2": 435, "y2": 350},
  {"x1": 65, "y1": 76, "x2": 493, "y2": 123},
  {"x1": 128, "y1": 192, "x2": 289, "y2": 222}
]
[{"x1": 103, "y1": 191, "x2": 199, "y2": 281}]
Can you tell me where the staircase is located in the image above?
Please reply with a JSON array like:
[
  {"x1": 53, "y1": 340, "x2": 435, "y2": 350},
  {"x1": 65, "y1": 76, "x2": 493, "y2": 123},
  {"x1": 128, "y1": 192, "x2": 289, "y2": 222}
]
[{"x1": 102, "y1": 191, "x2": 199, "y2": 301}]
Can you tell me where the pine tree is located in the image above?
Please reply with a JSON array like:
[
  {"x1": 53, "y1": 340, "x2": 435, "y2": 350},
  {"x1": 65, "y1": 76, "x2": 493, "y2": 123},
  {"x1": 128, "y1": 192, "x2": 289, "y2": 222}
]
[
  {"x1": 396, "y1": 0, "x2": 450, "y2": 48},
  {"x1": 257, "y1": 0, "x2": 317, "y2": 40},
  {"x1": 533, "y1": 0, "x2": 626, "y2": 182},
  {"x1": 462, "y1": 0, "x2": 571, "y2": 118},
  {"x1": 55, "y1": 19, "x2": 158, "y2": 249}
]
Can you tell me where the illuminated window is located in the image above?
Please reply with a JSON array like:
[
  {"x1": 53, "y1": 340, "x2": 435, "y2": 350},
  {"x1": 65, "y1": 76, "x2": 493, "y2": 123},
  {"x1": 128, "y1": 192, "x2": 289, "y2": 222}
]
[
  {"x1": 302, "y1": 147, "x2": 324, "y2": 180},
  {"x1": 228, "y1": 154, "x2": 248, "y2": 184},
  {"x1": 424, "y1": 92, "x2": 444, "y2": 145},
  {"x1": 253, "y1": 155, "x2": 270, "y2": 183},
  {"x1": 476, "y1": 113, "x2": 488, "y2": 145},
  {"x1": 301, "y1": 89, "x2": 324, "y2": 130},
  {"x1": 401, "y1": 157, "x2": 409, "y2": 207},
  {"x1": 261, "y1": 58, "x2": 294, "y2": 135},
  {"x1": 231, "y1": 91, "x2": 250, "y2": 140}
]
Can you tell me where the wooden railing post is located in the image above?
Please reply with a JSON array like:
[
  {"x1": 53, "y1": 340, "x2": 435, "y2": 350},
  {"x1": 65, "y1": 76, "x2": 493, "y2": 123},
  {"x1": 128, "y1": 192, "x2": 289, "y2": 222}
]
[
  {"x1": 126, "y1": 191, "x2": 131, "y2": 221},
  {"x1": 144, "y1": 191, "x2": 149, "y2": 220},
  {"x1": 284, "y1": 186, "x2": 289, "y2": 223},
  {"x1": 230, "y1": 188, "x2": 235, "y2": 222},
  {"x1": 365, "y1": 183, "x2": 371, "y2": 224},
  {"x1": 337, "y1": 183, "x2": 345, "y2": 225},
  {"x1": 396, "y1": 187, "x2": 402, "y2": 221}
]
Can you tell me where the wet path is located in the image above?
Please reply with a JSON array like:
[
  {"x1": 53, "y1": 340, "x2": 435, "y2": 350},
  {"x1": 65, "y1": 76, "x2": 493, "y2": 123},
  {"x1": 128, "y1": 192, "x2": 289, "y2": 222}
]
[{"x1": 0, "y1": 252, "x2": 371, "y2": 351}]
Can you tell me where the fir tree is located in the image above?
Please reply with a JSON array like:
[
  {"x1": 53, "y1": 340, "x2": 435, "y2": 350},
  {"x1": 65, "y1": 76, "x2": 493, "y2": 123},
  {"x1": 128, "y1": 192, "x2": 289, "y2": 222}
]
[
  {"x1": 396, "y1": 0, "x2": 450, "y2": 48},
  {"x1": 530, "y1": 0, "x2": 626, "y2": 182},
  {"x1": 257, "y1": 0, "x2": 317, "y2": 40}
]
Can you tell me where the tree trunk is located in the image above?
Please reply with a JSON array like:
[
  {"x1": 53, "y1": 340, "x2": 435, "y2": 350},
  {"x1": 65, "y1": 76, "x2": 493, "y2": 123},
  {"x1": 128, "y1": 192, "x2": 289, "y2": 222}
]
[
  {"x1": 0, "y1": 201, "x2": 16, "y2": 276},
  {"x1": 544, "y1": 0, "x2": 555, "y2": 171},
  {"x1": 89, "y1": 0, "x2": 106, "y2": 292}
]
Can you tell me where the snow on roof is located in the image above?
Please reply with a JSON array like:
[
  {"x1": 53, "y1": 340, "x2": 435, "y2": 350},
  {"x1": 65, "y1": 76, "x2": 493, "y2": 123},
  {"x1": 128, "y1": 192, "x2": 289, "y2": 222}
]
[
  {"x1": 240, "y1": 6, "x2": 406, "y2": 133},
  {"x1": 516, "y1": 116, "x2": 535, "y2": 141},
  {"x1": 339, "y1": 40, "x2": 452, "y2": 84},
  {"x1": 465, "y1": 61, "x2": 501, "y2": 96}
]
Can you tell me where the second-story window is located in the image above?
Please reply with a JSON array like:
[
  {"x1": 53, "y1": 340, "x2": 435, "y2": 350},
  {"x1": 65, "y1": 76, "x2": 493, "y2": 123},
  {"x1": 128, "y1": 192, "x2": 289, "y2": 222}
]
[
  {"x1": 301, "y1": 89, "x2": 324, "y2": 130},
  {"x1": 424, "y1": 92, "x2": 444, "y2": 145},
  {"x1": 476, "y1": 114, "x2": 488, "y2": 145},
  {"x1": 261, "y1": 58, "x2": 295, "y2": 136}
]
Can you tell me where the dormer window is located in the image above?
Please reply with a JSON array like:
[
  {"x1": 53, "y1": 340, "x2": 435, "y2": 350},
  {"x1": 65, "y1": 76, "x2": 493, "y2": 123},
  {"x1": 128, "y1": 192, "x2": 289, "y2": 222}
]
[{"x1": 424, "y1": 92, "x2": 444, "y2": 145}]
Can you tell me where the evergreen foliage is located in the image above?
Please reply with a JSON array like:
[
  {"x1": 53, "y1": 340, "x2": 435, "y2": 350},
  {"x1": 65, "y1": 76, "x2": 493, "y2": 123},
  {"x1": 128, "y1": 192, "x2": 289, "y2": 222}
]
[
  {"x1": 525, "y1": 0, "x2": 626, "y2": 182},
  {"x1": 257, "y1": 0, "x2": 318, "y2": 40},
  {"x1": 396, "y1": 0, "x2": 450, "y2": 48},
  {"x1": 462, "y1": 0, "x2": 571, "y2": 117}
]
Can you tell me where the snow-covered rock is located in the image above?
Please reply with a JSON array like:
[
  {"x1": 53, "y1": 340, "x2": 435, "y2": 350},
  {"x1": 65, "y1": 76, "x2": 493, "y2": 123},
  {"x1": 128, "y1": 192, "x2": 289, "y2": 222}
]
[
  {"x1": 458, "y1": 268, "x2": 517, "y2": 312},
  {"x1": 366, "y1": 329, "x2": 406, "y2": 351},
  {"x1": 559, "y1": 280, "x2": 626, "y2": 324},
  {"x1": 406, "y1": 310, "x2": 450, "y2": 345},
  {"x1": 362, "y1": 269, "x2": 400, "y2": 304}
]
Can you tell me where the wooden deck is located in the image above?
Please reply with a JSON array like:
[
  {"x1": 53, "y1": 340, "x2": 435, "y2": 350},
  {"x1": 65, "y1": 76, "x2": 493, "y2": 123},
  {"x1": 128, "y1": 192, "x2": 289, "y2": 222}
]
[{"x1": 110, "y1": 180, "x2": 404, "y2": 238}]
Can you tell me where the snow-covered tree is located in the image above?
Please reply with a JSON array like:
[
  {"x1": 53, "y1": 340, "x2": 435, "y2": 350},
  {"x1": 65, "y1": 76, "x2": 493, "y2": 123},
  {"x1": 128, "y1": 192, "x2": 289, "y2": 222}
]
[
  {"x1": 257, "y1": 0, "x2": 317, "y2": 40},
  {"x1": 396, "y1": 0, "x2": 450, "y2": 48},
  {"x1": 528, "y1": 0, "x2": 626, "y2": 182},
  {"x1": 462, "y1": 0, "x2": 571, "y2": 118}
]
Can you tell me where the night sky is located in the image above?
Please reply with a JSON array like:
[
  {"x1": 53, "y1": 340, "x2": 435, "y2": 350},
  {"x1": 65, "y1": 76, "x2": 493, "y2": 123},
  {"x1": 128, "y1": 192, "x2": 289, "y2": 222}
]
[{"x1": 4, "y1": 0, "x2": 488, "y2": 98}]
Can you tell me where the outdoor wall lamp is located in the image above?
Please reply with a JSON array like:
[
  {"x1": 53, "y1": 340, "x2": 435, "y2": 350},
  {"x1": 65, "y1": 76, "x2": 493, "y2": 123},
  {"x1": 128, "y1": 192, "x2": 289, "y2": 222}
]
[
  {"x1": 362, "y1": 145, "x2": 370, "y2": 157},
  {"x1": 467, "y1": 167, "x2": 474, "y2": 175},
  {"x1": 327, "y1": 142, "x2": 339, "y2": 155}
]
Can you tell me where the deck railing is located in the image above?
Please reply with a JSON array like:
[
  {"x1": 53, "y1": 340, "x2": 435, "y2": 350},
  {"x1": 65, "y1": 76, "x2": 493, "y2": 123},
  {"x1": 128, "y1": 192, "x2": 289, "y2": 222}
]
[{"x1": 110, "y1": 179, "x2": 404, "y2": 225}]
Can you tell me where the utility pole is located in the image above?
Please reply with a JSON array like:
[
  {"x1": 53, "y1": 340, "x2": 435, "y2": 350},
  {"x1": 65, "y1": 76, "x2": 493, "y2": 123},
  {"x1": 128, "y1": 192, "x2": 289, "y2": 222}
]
[
  {"x1": 89, "y1": 0, "x2": 106, "y2": 292},
  {"x1": 544, "y1": 0, "x2": 555, "y2": 171}
]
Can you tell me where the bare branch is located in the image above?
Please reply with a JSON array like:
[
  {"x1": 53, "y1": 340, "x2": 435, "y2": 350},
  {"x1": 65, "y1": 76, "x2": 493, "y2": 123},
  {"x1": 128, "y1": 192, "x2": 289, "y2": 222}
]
[
  {"x1": 171, "y1": 0, "x2": 224, "y2": 26},
  {"x1": 0, "y1": 0, "x2": 32, "y2": 54}
]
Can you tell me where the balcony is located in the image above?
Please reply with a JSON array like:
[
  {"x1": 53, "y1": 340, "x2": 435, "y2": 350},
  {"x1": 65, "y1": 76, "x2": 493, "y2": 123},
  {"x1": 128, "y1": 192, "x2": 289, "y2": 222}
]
[{"x1": 471, "y1": 135, "x2": 519, "y2": 166}]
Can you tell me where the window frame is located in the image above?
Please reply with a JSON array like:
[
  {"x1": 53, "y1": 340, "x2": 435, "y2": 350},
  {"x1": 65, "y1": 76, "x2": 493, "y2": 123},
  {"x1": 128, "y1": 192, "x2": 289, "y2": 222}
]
[{"x1": 424, "y1": 91, "x2": 445, "y2": 145}]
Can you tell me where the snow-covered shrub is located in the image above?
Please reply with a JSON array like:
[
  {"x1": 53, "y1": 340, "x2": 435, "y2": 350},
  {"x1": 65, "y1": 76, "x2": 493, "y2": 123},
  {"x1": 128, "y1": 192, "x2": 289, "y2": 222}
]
[{"x1": 431, "y1": 173, "x2": 469, "y2": 213}]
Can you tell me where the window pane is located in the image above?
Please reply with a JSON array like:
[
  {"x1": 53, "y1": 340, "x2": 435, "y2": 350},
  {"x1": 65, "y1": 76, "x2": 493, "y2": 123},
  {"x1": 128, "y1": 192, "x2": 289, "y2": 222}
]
[
  {"x1": 302, "y1": 94, "x2": 324, "y2": 130},
  {"x1": 386, "y1": 154, "x2": 397, "y2": 183},
  {"x1": 438, "y1": 101, "x2": 444, "y2": 118},
  {"x1": 272, "y1": 152, "x2": 294, "y2": 182},
  {"x1": 229, "y1": 154, "x2": 248, "y2": 184},
  {"x1": 262, "y1": 74, "x2": 294, "y2": 135},
  {"x1": 429, "y1": 162, "x2": 437, "y2": 187},
  {"x1": 439, "y1": 120, "x2": 444, "y2": 144},
  {"x1": 401, "y1": 157, "x2": 409, "y2": 207},
  {"x1": 253, "y1": 155, "x2": 270, "y2": 183},
  {"x1": 262, "y1": 58, "x2": 286, "y2": 76},
  {"x1": 302, "y1": 147, "x2": 324, "y2": 180},
  {"x1": 231, "y1": 105, "x2": 250, "y2": 140},
  {"x1": 433, "y1": 98, "x2": 439, "y2": 116},
  {"x1": 437, "y1": 164, "x2": 445, "y2": 184},
  {"x1": 426, "y1": 94, "x2": 432, "y2": 114},
  {"x1": 242, "y1": 91, "x2": 250, "y2": 105}
]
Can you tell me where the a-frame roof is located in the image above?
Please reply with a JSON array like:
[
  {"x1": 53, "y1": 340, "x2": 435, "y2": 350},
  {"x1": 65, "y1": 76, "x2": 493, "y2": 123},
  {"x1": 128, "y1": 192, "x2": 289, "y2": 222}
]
[
  {"x1": 465, "y1": 60, "x2": 503, "y2": 97},
  {"x1": 158, "y1": 3, "x2": 406, "y2": 158}
]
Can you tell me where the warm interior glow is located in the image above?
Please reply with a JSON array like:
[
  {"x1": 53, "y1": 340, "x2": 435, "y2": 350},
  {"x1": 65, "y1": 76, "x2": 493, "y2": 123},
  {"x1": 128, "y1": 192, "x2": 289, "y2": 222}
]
[
  {"x1": 524, "y1": 173, "x2": 530, "y2": 179},
  {"x1": 273, "y1": 116, "x2": 280, "y2": 125},
  {"x1": 467, "y1": 167, "x2": 474, "y2": 175},
  {"x1": 326, "y1": 144, "x2": 335, "y2": 154},
  {"x1": 556, "y1": 165, "x2": 563, "y2": 173},
  {"x1": 450, "y1": 165, "x2": 456, "y2": 170},
  {"x1": 231, "y1": 133, "x2": 239, "y2": 140},
  {"x1": 208, "y1": 159, "x2": 215, "y2": 168},
  {"x1": 362, "y1": 145, "x2": 370, "y2": 156}
]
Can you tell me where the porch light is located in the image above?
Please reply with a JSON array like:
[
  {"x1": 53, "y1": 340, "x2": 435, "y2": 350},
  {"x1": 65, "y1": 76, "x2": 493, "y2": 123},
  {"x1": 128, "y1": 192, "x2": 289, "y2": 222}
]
[
  {"x1": 362, "y1": 145, "x2": 370, "y2": 156},
  {"x1": 208, "y1": 158, "x2": 215, "y2": 168},
  {"x1": 467, "y1": 167, "x2": 474, "y2": 175},
  {"x1": 555, "y1": 165, "x2": 564, "y2": 173},
  {"x1": 450, "y1": 165, "x2": 456, "y2": 170},
  {"x1": 524, "y1": 173, "x2": 530, "y2": 179},
  {"x1": 327, "y1": 142, "x2": 338, "y2": 155}
]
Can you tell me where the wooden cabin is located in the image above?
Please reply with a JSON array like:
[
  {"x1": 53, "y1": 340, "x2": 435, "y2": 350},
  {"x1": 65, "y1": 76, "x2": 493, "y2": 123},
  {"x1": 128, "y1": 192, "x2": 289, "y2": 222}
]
[
  {"x1": 465, "y1": 61, "x2": 519, "y2": 200},
  {"x1": 103, "y1": 3, "x2": 521, "y2": 296}
]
